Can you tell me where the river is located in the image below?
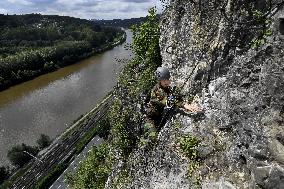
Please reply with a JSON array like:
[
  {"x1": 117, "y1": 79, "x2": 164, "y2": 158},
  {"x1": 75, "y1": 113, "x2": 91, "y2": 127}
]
[{"x1": 0, "y1": 30, "x2": 133, "y2": 166}]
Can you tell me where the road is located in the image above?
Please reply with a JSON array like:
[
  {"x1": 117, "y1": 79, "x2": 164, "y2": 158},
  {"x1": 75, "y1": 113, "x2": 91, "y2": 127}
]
[{"x1": 10, "y1": 98, "x2": 110, "y2": 189}]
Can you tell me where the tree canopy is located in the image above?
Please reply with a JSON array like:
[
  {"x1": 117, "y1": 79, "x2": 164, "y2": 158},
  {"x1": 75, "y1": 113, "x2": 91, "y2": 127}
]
[
  {"x1": 36, "y1": 134, "x2": 52, "y2": 150},
  {"x1": 0, "y1": 14, "x2": 124, "y2": 90},
  {"x1": 7, "y1": 143, "x2": 39, "y2": 168},
  {"x1": 0, "y1": 166, "x2": 10, "y2": 185}
]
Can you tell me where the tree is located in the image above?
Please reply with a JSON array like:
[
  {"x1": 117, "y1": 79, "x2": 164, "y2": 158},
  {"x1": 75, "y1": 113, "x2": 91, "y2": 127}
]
[
  {"x1": 67, "y1": 144, "x2": 111, "y2": 189},
  {"x1": 0, "y1": 166, "x2": 10, "y2": 184},
  {"x1": 96, "y1": 118, "x2": 111, "y2": 140},
  {"x1": 36, "y1": 134, "x2": 52, "y2": 149},
  {"x1": 7, "y1": 143, "x2": 39, "y2": 168}
]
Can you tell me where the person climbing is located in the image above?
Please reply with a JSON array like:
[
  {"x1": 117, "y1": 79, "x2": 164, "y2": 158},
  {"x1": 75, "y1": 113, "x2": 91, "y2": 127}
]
[{"x1": 143, "y1": 67, "x2": 201, "y2": 141}]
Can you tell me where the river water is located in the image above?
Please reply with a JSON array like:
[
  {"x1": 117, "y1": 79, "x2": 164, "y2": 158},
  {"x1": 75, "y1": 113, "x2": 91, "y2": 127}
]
[{"x1": 0, "y1": 30, "x2": 133, "y2": 166}]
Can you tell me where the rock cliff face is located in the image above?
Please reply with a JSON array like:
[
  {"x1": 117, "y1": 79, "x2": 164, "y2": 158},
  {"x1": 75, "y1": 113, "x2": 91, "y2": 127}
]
[{"x1": 109, "y1": 1, "x2": 284, "y2": 189}]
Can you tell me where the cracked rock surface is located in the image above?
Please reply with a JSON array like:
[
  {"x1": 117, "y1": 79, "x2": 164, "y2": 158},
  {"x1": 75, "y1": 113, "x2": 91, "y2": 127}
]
[{"x1": 107, "y1": 1, "x2": 284, "y2": 188}]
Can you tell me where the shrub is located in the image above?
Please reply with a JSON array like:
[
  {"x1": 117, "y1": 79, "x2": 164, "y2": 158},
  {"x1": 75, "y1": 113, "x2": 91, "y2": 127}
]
[
  {"x1": 109, "y1": 7, "x2": 161, "y2": 157},
  {"x1": 36, "y1": 134, "x2": 52, "y2": 150},
  {"x1": 179, "y1": 136, "x2": 200, "y2": 160},
  {"x1": 67, "y1": 144, "x2": 113, "y2": 189},
  {"x1": 7, "y1": 143, "x2": 39, "y2": 168},
  {"x1": 0, "y1": 167, "x2": 10, "y2": 185}
]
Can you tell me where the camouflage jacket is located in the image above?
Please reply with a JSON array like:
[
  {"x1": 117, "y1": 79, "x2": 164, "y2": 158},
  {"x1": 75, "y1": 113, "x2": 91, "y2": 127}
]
[{"x1": 146, "y1": 83, "x2": 184, "y2": 118}]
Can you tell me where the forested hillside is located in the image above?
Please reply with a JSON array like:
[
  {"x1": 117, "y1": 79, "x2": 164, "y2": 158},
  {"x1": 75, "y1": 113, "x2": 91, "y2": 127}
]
[
  {"x1": 92, "y1": 15, "x2": 161, "y2": 28},
  {"x1": 0, "y1": 14, "x2": 125, "y2": 90},
  {"x1": 93, "y1": 17, "x2": 148, "y2": 28}
]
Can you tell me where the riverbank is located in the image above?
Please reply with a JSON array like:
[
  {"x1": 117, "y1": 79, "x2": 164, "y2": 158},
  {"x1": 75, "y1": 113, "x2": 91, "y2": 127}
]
[
  {"x1": 0, "y1": 93, "x2": 111, "y2": 189},
  {"x1": 0, "y1": 29, "x2": 132, "y2": 167},
  {"x1": 0, "y1": 30, "x2": 127, "y2": 186},
  {"x1": 0, "y1": 31, "x2": 126, "y2": 92}
]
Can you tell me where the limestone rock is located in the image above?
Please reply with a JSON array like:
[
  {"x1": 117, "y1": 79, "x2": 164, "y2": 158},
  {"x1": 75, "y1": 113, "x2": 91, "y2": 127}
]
[{"x1": 107, "y1": 1, "x2": 284, "y2": 188}]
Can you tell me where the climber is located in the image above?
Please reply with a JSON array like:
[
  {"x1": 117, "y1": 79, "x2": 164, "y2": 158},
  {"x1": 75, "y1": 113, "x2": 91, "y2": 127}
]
[{"x1": 143, "y1": 67, "x2": 201, "y2": 141}]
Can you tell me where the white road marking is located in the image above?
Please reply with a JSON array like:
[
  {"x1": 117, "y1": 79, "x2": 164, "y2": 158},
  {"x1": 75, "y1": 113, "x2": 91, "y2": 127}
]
[
  {"x1": 36, "y1": 173, "x2": 42, "y2": 179},
  {"x1": 35, "y1": 173, "x2": 40, "y2": 178},
  {"x1": 56, "y1": 176, "x2": 61, "y2": 182}
]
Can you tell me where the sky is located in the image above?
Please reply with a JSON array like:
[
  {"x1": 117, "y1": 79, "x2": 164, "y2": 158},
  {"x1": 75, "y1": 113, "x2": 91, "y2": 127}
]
[{"x1": 0, "y1": 0, "x2": 163, "y2": 20}]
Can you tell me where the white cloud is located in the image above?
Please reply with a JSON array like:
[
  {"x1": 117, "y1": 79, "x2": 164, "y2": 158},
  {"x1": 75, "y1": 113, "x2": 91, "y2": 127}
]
[
  {"x1": 2, "y1": 0, "x2": 162, "y2": 19},
  {"x1": 0, "y1": 8, "x2": 8, "y2": 14},
  {"x1": 6, "y1": 0, "x2": 33, "y2": 6}
]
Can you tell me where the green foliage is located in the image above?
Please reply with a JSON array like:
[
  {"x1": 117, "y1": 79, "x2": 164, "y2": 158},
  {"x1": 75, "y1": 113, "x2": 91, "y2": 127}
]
[
  {"x1": 75, "y1": 126, "x2": 98, "y2": 154},
  {"x1": 7, "y1": 143, "x2": 39, "y2": 168},
  {"x1": 75, "y1": 117, "x2": 111, "y2": 154},
  {"x1": 131, "y1": 7, "x2": 161, "y2": 61},
  {"x1": 250, "y1": 7, "x2": 273, "y2": 49},
  {"x1": 0, "y1": 14, "x2": 124, "y2": 90},
  {"x1": 108, "y1": 7, "x2": 161, "y2": 157},
  {"x1": 33, "y1": 163, "x2": 68, "y2": 189},
  {"x1": 251, "y1": 28, "x2": 273, "y2": 49},
  {"x1": 94, "y1": 17, "x2": 149, "y2": 28},
  {"x1": 67, "y1": 144, "x2": 113, "y2": 189},
  {"x1": 179, "y1": 135, "x2": 200, "y2": 181},
  {"x1": 0, "y1": 167, "x2": 10, "y2": 185},
  {"x1": 69, "y1": 7, "x2": 161, "y2": 188},
  {"x1": 251, "y1": 38, "x2": 265, "y2": 48},
  {"x1": 109, "y1": 99, "x2": 138, "y2": 157},
  {"x1": 252, "y1": 10, "x2": 264, "y2": 21},
  {"x1": 36, "y1": 134, "x2": 52, "y2": 150},
  {"x1": 111, "y1": 168, "x2": 132, "y2": 188},
  {"x1": 96, "y1": 117, "x2": 112, "y2": 140},
  {"x1": 179, "y1": 136, "x2": 200, "y2": 160}
]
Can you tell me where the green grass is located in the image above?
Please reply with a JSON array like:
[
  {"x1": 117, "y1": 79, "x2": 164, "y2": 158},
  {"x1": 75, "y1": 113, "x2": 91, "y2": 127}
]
[
  {"x1": 75, "y1": 126, "x2": 99, "y2": 154},
  {"x1": 33, "y1": 162, "x2": 69, "y2": 189}
]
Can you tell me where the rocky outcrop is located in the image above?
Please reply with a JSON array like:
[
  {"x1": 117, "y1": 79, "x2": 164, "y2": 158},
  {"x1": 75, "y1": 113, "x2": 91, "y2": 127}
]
[{"x1": 118, "y1": 1, "x2": 284, "y2": 189}]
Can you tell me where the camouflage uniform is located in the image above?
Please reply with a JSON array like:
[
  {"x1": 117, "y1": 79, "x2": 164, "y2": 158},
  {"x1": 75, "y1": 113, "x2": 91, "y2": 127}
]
[{"x1": 144, "y1": 83, "x2": 184, "y2": 140}]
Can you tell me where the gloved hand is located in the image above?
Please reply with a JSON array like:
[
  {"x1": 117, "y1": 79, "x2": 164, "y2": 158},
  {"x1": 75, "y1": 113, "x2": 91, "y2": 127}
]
[{"x1": 184, "y1": 103, "x2": 202, "y2": 112}]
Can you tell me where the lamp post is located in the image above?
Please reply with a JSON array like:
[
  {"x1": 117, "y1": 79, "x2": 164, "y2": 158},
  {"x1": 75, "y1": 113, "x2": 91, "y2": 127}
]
[{"x1": 23, "y1": 151, "x2": 43, "y2": 163}]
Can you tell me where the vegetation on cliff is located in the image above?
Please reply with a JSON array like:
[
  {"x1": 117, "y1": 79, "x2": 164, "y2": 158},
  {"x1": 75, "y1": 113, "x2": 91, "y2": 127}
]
[{"x1": 67, "y1": 7, "x2": 161, "y2": 188}]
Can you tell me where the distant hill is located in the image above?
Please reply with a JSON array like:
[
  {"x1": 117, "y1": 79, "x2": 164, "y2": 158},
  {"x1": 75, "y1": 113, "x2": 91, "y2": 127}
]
[
  {"x1": 0, "y1": 13, "x2": 115, "y2": 47},
  {"x1": 0, "y1": 13, "x2": 97, "y2": 29},
  {"x1": 92, "y1": 15, "x2": 161, "y2": 28}
]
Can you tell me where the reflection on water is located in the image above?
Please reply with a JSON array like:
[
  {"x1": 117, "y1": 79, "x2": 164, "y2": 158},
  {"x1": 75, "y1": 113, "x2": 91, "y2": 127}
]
[
  {"x1": 0, "y1": 30, "x2": 133, "y2": 166},
  {"x1": 0, "y1": 54, "x2": 103, "y2": 107}
]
